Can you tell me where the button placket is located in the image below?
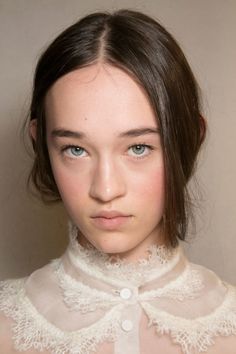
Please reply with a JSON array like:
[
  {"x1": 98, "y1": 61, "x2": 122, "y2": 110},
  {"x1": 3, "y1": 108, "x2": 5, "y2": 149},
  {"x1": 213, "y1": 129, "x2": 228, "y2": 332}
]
[
  {"x1": 120, "y1": 288, "x2": 132, "y2": 300},
  {"x1": 121, "y1": 319, "x2": 133, "y2": 332},
  {"x1": 115, "y1": 304, "x2": 142, "y2": 353},
  {"x1": 118, "y1": 288, "x2": 136, "y2": 333}
]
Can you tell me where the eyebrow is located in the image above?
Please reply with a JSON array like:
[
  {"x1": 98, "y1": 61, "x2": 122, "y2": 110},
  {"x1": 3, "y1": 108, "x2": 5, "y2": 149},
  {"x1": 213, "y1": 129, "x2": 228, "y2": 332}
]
[{"x1": 51, "y1": 127, "x2": 160, "y2": 139}]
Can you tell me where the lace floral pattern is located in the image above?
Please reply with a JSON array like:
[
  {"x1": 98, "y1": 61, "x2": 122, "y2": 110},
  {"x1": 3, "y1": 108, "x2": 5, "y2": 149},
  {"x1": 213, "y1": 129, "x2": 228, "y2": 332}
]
[
  {"x1": 54, "y1": 259, "x2": 120, "y2": 313},
  {"x1": 139, "y1": 266, "x2": 204, "y2": 301},
  {"x1": 1, "y1": 277, "x2": 236, "y2": 354},
  {"x1": 68, "y1": 223, "x2": 180, "y2": 286},
  {"x1": 0, "y1": 279, "x2": 121, "y2": 354},
  {"x1": 0, "y1": 223, "x2": 236, "y2": 354},
  {"x1": 142, "y1": 284, "x2": 236, "y2": 354},
  {"x1": 55, "y1": 258, "x2": 204, "y2": 314}
]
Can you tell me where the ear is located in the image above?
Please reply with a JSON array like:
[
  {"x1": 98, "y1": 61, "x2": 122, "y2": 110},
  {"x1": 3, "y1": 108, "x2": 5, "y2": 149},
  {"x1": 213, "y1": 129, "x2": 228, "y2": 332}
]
[{"x1": 29, "y1": 119, "x2": 37, "y2": 142}]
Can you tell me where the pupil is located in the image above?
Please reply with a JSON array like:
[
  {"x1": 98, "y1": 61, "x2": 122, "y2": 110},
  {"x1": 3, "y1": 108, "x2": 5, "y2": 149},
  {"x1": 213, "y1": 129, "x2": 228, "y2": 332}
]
[
  {"x1": 134, "y1": 145, "x2": 144, "y2": 154},
  {"x1": 72, "y1": 147, "x2": 82, "y2": 155}
]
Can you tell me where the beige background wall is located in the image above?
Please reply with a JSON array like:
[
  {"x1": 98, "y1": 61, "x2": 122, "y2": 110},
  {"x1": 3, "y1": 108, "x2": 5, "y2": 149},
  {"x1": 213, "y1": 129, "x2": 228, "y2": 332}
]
[{"x1": 0, "y1": 0, "x2": 235, "y2": 284}]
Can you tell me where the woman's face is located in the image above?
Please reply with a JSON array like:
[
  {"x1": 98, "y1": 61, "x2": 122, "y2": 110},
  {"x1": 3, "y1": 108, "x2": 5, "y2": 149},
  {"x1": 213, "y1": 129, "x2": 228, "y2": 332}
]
[{"x1": 45, "y1": 64, "x2": 165, "y2": 261}]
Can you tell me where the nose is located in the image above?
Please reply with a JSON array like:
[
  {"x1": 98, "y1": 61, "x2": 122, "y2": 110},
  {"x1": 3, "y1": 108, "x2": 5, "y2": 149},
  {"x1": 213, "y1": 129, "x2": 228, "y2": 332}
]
[{"x1": 89, "y1": 156, "x2": 126, "y2": 203}]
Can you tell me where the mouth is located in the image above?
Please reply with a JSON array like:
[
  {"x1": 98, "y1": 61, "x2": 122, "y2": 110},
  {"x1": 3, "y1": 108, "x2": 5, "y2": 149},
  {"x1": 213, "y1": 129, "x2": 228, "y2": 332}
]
[
  {"x1": 91, "y1": 211, "x2": 132, "y2": 230},
  {"x1": 91, "y1": 210, "x2": 129, "y2": 218}
]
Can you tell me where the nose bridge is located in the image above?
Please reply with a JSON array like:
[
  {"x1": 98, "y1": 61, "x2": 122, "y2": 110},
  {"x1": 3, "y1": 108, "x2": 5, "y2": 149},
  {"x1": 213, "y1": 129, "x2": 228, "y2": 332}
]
[{"x1": 89, "y1": 153, "x2": 125, "y2": 202}]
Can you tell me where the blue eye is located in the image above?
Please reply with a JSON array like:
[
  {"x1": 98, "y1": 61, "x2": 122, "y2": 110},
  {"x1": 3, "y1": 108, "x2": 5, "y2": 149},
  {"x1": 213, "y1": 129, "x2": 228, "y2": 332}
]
[
  {"x1": 131, "y1": 145, "x2": 146, "y2": 155},
  {"x1": 70, "y1": 147, "x2": 84, "y2": 156},
  {"x1": 128, "y1": 144, "x2": 152, "y2": 157},
  {"x1": 63, "y1": 146, "x2": 86, "y2": 157}
]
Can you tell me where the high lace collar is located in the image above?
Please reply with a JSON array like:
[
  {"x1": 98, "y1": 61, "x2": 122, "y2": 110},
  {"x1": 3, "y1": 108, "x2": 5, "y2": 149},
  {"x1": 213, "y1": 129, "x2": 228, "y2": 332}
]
[
  {"x1": 1, "y1": 223, "x2": 236, "y2": 354},
  {"x1": 66, "y1": 222, "x2": 182, "y2": 287}
]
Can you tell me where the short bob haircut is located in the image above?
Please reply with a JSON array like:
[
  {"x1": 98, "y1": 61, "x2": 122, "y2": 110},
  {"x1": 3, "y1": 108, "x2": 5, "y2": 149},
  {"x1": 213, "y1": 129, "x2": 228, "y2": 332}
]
[{"x1": 28, "y1": 9, "x2": 206, "y2": 248}]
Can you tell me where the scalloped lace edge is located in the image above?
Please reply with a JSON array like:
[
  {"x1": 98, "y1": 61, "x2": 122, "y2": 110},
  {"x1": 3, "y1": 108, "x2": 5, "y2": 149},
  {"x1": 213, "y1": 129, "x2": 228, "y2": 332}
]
[
  {"x1": 55, "y1": 258, "x2": 204, "y2": 314},
  {"x1": 139, "y1": 265, "x2": 204, "y2": 301},
  {"x1": 1, "y1": 279, "x2": 236, "y2": 354},
  {"x1": 141, "y1": 284, "x2": 236, "y2": 354},
  {"x1": 54, "y1": 259, "x2": 120, "y2": 313},
  {"x1": 68, "y1": 222, "x2": 180, "y2": 287},
  {"x1": 0, "y1": 279, "x2": 121, "y2": 354}
]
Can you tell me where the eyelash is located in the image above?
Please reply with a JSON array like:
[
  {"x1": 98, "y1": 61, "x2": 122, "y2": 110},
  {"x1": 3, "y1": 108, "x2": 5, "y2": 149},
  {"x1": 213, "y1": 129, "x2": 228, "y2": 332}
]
[
  {"x1": 60, "y1": 143, "x2": 154, "y2": 159},
  {"x1": 127, "y1": 143, "x2": 154, "y2": 159},
  {"x1": 61, "y1": 145, "x2": 87, "y2": 158}
]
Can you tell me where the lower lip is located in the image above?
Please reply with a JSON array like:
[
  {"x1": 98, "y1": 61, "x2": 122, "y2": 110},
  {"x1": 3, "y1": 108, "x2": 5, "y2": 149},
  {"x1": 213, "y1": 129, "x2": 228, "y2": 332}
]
[{"x1": 91, "y1": 216, "x2": 131, "y2": 230}]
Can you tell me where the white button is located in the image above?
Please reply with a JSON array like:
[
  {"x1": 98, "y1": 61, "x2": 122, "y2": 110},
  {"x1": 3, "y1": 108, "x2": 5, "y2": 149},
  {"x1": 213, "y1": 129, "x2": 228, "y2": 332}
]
[
  {"x1": 121, "y1": 319, "x2": 133, "y2": 332},
  {"x1": 120, "y1": 288, "x2": 132, "y2": 300}
]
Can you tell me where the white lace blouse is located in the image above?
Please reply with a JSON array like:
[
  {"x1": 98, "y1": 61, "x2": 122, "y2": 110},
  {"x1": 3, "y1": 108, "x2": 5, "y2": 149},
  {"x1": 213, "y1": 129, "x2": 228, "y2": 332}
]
[{"x1": 0, "y1": 224, "x2": 236, "y2": 354}]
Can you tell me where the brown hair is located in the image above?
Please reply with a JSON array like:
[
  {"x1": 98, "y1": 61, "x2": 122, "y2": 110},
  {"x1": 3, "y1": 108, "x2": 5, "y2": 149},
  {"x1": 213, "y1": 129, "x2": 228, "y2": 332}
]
[{"x1": 28, "y1": 9, "x2": 206, "y2": 248}]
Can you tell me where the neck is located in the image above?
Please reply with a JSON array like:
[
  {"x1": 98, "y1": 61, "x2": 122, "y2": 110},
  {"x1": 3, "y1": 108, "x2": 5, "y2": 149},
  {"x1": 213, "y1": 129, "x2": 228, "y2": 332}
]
[
  {"x1": 76, "y1": 228, "x2": 167, "y2": 264},
  {"x1": 67, "y1": 224, "x2": 181, "y2": 287}
]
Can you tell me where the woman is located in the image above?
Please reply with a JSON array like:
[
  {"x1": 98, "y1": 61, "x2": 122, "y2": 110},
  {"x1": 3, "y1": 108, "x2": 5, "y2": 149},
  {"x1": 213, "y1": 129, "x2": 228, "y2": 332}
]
[{"x1": 0, "y1": 9, "x2": 236, "y2": 354}]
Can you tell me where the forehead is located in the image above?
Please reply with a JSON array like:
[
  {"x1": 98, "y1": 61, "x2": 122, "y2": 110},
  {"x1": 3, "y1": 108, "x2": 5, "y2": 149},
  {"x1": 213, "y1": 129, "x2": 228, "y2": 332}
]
[{"x1": 45, "y1": 64, "x2": 157, "y2": 134}]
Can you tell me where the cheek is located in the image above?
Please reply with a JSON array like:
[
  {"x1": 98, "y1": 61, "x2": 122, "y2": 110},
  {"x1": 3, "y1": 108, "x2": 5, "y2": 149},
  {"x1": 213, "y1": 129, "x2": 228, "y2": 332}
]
[
  {"x1": 132, "y1": 165, "x2": 165, "y2": 203},
  {"x1": 136, "y1": 164, "x2": 164, "y2": 194},
  {"x1": 50, "y1": 162, "x2": 88, "y2": 205}
]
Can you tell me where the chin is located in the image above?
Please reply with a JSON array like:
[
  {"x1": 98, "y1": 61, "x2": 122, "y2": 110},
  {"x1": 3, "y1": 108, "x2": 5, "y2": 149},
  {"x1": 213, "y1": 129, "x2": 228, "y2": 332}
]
[{"x1": 92, "y1": 237, "x2": 135, "y2": 256}]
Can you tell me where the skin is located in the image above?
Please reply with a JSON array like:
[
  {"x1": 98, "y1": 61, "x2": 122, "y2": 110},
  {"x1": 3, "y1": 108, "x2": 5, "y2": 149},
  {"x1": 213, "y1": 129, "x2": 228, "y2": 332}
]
[{"x1": 32, "y1": 64, "x2": 165, "y2": 262}]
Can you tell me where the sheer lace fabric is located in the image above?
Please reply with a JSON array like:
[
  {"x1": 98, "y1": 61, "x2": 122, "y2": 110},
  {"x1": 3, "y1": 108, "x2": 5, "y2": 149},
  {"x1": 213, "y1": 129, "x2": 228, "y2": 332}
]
[{"x1": 0, "y1": 226, "x2": 236, "y2": 354}]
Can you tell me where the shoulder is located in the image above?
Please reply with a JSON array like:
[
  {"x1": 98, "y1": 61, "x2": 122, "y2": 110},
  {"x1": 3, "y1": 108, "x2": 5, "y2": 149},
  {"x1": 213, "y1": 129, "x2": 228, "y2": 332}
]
[
  {"x1": 186, "y1": 260, "x2": 236, "y2": 317},
  {"x1": 0, "y1": 259, "x2": 58, "y2": 312},
  {"x1": 0, "y1": 277, "x2": 26, "y2": 309},
  {"x1": 0, "y1": 261, "x2": 58, "y2": 353},
  {"x1": 0, "y1": 279, "x2": 25, "y2": 353},
  {"x1": 187, "y1": 261, "x2": 236, "y2": 352},
  {"x1": 0, "y1": 260, "x2": 57, "y2": 313},
  {"x1": 149, "y1": 255, "x2": 236, "y2": 353}
]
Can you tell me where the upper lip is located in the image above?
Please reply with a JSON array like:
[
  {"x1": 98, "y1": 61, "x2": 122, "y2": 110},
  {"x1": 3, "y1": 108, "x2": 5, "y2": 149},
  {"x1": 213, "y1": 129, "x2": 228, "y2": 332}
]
[{"x1": 91, "y1": 211, "x2": 130, "y2": 219}]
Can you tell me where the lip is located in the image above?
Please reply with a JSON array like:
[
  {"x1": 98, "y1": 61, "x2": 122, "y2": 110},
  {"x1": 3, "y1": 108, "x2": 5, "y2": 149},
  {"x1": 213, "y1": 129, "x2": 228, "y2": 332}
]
[
  {"x1": 91, "y1": 211, "x2": 132, "y2": 230},
  {"x1": 91, "y1": 210, "x2": 129, "y2": 218}
]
